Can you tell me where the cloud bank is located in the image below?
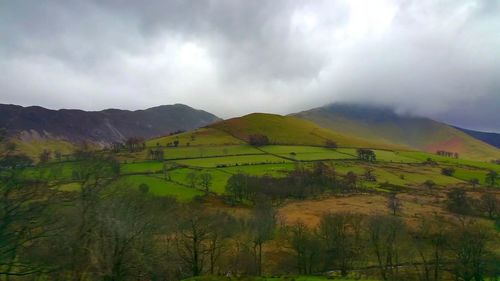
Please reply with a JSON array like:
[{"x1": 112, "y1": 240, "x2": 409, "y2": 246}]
[{"x1": 1, "y1": 0, "x2": 499, "y2": 131}]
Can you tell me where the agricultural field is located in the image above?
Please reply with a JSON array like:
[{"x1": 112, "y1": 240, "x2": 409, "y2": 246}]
[
  {"x1": 147, "y1": 127, "x2": 244, "y2": 147},
  {"x1": 18, "y1": 143, "x2": 499, "y2": 203},
  {"x1": 112, "y1": 175, "x2": 204, "y2": 201},
  {"x1": 171, "y1": 154, "x2": 291, "y2": 168}
]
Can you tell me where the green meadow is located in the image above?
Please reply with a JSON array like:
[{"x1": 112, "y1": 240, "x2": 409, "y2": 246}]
[{"x1": 24, "y1": 143, "x2": 499, "y2": 202}]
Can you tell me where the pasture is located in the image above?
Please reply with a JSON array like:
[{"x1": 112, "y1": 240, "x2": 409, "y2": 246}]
[{"x1": 23, "y1": 144, "x2": 498, "y2": 203}]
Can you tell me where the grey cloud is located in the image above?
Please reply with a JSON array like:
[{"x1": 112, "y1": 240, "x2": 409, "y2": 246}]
[{"x1": 0, "y1": 0, "x2": 499, "y2": 131}]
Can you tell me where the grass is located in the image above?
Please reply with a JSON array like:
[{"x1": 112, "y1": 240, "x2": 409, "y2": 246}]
[
  {"x1": 220, "y1": 163, "x2": 296, "y2": 177},
  {"x1": 13, "y1": 137, "x2": 77, "y2": 162},
  {"x1": 210, "y1": 113, "x2": 399, "y2": 149},
  {"x1": 121, "y1": 161, "x2": 164, "y2": 174},
  {"x1": 400, "y1": 151, "x2": 500, "y2": 171},
  {"x1": 21, "y1": 161, "x2": 78, "y2": 181},
  {"x1": 452, "y1": 167, "x2": 498, "y2": 187},
  {"x1": 171, "y1": 154, "x2": 291, "y2": 168},
  {"x1": 168, "y1": 168, "x2": 232, "y2": 194},
  {"x1": 374, "y1": 150, "x2": 420, "y2": 163},
  {"x1": 162, "y1": 145, "x2": 264, "y2": 159},
  {"x1": 260, "y1": 145, "x2": 356, "y2": 161},
  {"x1": 112, "y1": 175, "x2": 204, "y2": 201},
  {"x1": 147, "y1": 128, "x2": 244, "y2": 147}
]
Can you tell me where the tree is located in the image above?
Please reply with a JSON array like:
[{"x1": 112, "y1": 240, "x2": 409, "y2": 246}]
[
  {"x1": 318, "y1": 212, "x2": 362, "y2": 277},
  {"x1": 387, "y1": 192, "x2": 402, "y2": 216},
  {"x1": 125, "y1": 137, "x2": 145, "y2": 152},
  {"x1": 199, "y1": 173, "x2": 213, "y2": 193},
  {"x1": 364, "y1": 167, "x2": 376, "y2": 182},
  {"x1": 0, "y1": 173, "x2": 56, "y2": 276},
  {"x1": 479, "y1": 193, "x2": 498, "y2": 219},
  {"x1": 449, "y1": 219, "x2": 490, "y2": 281},
  {"x1": 250, "y1": 196, "x2": 277, "y2": 275},
  {"x1": 249, "y1": 134, "x2": 269, "y2": 146},
  {"x1": 441, "y1": 167, "x2": 455, "y2": 176},
  {"x1": 91, "y1": 189, "x2": 167, "y2": 280},
  {"x1": 357, "y1": 149, "x2": 376, "y2": 162},
  {"x1": 176, "y1": 206, "x2": 214, "y2": 277},
  {"x1": 226, "y1": 173, "x2": 248, "y2": 202},
  {"x1": 38, "y1": 149, "x2": 51, "y2": 164},
  {"x1": 325, "y1": 139, "x2": 337, "y2": 149},
  {"x1": 485, "y1": 170, "x2": 498, "y2": 187},
  {"x1": 343, "y1": 171, "x2": 358, "y2": 192},
  {"x1": 186, "y1": 171, "x2": 199, "y2": 188},
  {"x1": 163, "y1": 162, "x2": 171, "y2": 180},
  {"x1": 423, "y1": 180, "x2": 436, "y2": 189},
  {"x1": 287, "y1": 222, "x2": 321, "y2": 275},
  {"x1": 66, "y1": 153, "x2": 121, "y2": 280},
  {"x1": 366, "y1": 215, "x2": 406, "y2": 281},
  {"x1": 447, "y1": 188, "x2": 471, "y2": 215},
  {"x1": 411, "y1": 216, "x2": 449, "y2": 281},
  {"x1": 469, "y1": 178, "x2": 480, "y2": 188}
]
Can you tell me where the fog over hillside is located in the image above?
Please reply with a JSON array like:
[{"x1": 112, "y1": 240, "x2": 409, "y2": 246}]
[{"x1": 1, "y1": 0, "x2": 499, "y2": 131}]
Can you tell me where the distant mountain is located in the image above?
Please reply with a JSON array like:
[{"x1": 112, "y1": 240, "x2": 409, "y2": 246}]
[
  {"x1": 0, "y1": 103, "x2": 220, "y2": 144},
  {"x1": 454, "y1": 126, "x2": 500, "y2": 149},
  {"x1": 293, "y1": 103, "x2": 500, "y2": 161}
]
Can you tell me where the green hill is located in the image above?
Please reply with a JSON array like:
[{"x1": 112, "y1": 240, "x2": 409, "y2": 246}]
[
  {"x1": 294, "y1": 104, "x2": 500, "y2": 161},
  {"x1": 208, "y1": 113, "x2": 403, "y2": 149}
]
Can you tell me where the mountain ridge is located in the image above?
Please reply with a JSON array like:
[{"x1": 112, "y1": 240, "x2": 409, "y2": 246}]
[{"x1": 0, "y1": 103, "x2": 220, "y2": 144}]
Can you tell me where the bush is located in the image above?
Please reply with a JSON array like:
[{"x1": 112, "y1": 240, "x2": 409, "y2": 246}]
[
  {"x1": 248, "y1": 134, "x2": 269, "y2": 146},
  {"x1": 441, "y1": 167, "x2": 455, "y2": 176}
]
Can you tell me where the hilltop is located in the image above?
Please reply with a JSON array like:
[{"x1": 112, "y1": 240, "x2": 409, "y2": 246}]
[
  {"x1": 148, "y1": 112, "x2": 405, "y2": 150},
  {"x1": 294, "y1": 103, "x2": 500, "y2": 161}
]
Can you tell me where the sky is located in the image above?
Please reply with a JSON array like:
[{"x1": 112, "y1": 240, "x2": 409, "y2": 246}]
[{"x1": 1, "y1": 0, "x2": 499, "y2": 132}]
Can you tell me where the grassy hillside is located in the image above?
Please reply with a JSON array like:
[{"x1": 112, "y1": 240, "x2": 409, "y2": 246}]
[
  {"x1": 294, "y1": 104, "x2": 500, "y2": 161},
  {"x1": 147, "y1": 127, "x2": 244, "y2": 147},
  {"x1": 209, "y1": 113, "x2": 402, "y2": 149}
]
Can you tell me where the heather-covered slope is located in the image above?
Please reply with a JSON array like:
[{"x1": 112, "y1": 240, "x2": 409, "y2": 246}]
[{"x1": 294, "y1": 104, "x2": 500, "y2": 161}]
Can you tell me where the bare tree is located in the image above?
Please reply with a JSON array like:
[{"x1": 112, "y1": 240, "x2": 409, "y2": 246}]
[
  {"x1": 387, "y1": 192, "x2": 402, "y2": 215},
  {"x1": 199, "y1": 173, "x2": 213, "y2": 193},
  {"x1": 186, "y1": 171, "x2": 199, "y2": 188},
  {"x1": 286, "y1": 222, "x2": 321, "y2": 275},
  {"x1": 317, "y1": 212, "x2": 361, "y2": 276},
  {"x1": 479, "y1": 193, "x2": 498, "y2": 219},
  {"x1": 250, "y1": 196, "x2": 277, "y2": 275},
  {"x1": 366, "y1": 215, "x2": 406, "y2": 281}
]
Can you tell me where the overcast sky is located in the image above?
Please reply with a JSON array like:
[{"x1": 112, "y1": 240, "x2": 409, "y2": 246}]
[{"x1": 1, "y1": 0, "x2": 499, "y2": 131}]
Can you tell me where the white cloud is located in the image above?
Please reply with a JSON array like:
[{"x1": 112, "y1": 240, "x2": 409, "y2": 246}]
[{"x1": 0, "y1": 0, "x2": 499, "y2": 130}]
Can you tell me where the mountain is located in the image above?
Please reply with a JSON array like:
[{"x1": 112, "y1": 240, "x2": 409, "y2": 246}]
[
  {"x1": 294, "y1": 103, "x2": 500, "y2": 161},
  {"x1": 207, "y1": 113, "x2": 403, "y2": 149},
  {"x1": 0, "y1": 103, "x2": 220, "y2": 144},
  {"x1": 454, "y1": 126, "x2": 500, "y2": 149}
]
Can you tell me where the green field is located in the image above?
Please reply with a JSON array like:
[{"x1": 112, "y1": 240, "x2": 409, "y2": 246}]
[
  {"x1": 161, "y1": 145, "x2": 264, "y2": 159},
  {"x1": 168, "y1": 168, "x2": 232, "y2": 194},
  {"x1": 112, "y1": 175, "x2": 204, "y2": 201},
  {"x1": 172, "y1": 154, "x2": 291, "y2": 168},
  {"x1": 22, "y1": 144, "x2": 498, "y2": 202},
  {"x1": 260, "y1": 145, "x2": 356, "y2": 161},
  {"x1": 121, "y1": 161, "x2": 164, "y2": 174},
  {"x1": 147, "y1": 127, "x2": 244, "y2": 147},
  {"x1": 400, "y1": 151, "x2": 500, "y2": 171}
]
